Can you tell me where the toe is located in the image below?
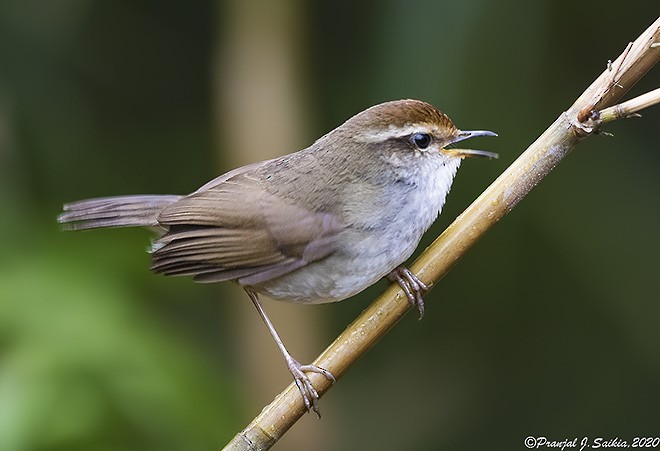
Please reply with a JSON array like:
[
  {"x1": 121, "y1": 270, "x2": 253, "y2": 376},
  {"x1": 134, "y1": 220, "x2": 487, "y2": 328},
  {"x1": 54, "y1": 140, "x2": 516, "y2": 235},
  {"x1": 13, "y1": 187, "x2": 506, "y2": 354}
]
[{"x1": 300, "y1": 364, "x2": 336, "y2": 383}]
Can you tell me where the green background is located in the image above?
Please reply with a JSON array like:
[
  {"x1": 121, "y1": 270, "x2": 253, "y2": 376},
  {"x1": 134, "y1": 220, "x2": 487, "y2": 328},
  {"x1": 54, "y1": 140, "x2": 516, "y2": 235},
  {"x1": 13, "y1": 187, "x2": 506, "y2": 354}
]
[{"x1": 1, "y1": 1, "x2": 658, "y2": 450}]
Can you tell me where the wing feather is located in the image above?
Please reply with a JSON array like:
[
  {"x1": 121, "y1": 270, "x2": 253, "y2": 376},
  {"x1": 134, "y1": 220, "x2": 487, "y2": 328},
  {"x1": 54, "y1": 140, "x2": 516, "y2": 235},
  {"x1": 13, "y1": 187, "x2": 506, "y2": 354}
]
[{"x1": 151, "y1": 171, "x2": 345, "y2": 286}]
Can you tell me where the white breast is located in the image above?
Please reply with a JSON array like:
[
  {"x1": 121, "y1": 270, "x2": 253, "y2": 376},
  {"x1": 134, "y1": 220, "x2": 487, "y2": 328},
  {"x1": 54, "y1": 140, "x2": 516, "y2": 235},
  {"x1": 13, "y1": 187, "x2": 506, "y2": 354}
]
[
  {"x1": 378, "y1": 153, "x2": 463, "y2": 266},
  {"x1": 316, "y1": 153, "x2": 463, "y2": 302},
  {"x1": 256, "y1": 152, "x2": 463, "y2": 304}
]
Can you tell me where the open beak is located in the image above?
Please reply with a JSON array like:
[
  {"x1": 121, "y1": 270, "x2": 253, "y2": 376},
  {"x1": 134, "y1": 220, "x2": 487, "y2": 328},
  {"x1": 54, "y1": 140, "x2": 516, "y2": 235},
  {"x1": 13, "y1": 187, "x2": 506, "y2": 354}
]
[{"x1": 442, "y1": 130, "x2": 499, "y2": 159}]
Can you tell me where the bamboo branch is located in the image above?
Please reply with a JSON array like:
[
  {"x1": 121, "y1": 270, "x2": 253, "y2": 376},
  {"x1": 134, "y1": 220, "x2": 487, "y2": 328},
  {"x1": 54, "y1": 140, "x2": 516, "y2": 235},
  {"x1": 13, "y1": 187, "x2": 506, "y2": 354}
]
[
  {"x1": 223, "y1": 17, "x2": 660, "y2": 451},
  {"x1": 599, "y1": 87, "x2": 660, "y2": 122}
]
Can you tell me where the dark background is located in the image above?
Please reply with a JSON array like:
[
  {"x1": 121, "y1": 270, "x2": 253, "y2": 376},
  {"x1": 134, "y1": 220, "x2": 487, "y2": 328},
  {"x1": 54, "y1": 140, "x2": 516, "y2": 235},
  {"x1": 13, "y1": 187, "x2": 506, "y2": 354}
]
[{"x1": 1, "y1": 1, "x2": 658, "y2": 450}]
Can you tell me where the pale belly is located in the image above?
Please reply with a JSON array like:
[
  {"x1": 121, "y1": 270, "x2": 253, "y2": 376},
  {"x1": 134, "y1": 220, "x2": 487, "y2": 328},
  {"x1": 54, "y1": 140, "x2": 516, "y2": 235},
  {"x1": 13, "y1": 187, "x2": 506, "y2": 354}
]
[
  {"x1": 254, "y1": 153, "x2": 461, "y2": 304},
  {"x1": 255, "y1": 237, "x2": 417, "y2": 303},
  {"x1": 255, "y1": 184, "x2": 446, "y2": 303}
]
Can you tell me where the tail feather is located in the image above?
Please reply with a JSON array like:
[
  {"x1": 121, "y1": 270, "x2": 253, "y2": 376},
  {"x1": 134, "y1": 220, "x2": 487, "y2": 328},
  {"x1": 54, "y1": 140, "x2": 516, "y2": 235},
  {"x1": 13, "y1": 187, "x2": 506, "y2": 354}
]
[{"x1": 58, "y1": 195, "x2": 182, "y2": 230}]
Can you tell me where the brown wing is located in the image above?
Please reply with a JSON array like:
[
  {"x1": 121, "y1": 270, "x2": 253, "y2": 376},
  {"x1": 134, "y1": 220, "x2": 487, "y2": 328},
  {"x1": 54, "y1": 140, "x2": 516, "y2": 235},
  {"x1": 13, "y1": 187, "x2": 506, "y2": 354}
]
[{"x1": 151, "y1": 170, "x2": 345, "y2": 286}]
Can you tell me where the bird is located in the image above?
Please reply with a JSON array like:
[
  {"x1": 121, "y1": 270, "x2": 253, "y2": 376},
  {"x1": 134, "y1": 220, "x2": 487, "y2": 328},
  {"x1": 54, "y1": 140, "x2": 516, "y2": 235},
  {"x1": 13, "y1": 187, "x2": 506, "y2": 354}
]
[{"x1": 58, "y1": 99, "x2": 497, "y2": 416}]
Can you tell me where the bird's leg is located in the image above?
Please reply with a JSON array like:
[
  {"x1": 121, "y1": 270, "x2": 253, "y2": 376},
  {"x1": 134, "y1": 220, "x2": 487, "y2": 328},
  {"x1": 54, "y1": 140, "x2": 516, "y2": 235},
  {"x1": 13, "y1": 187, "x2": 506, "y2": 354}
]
[
  {"x1": 386, "y1": 266, "x2": 428, "y2": 320},
  {"x1": 244, "y1": 288, "x2": 336, "y2": 418}
]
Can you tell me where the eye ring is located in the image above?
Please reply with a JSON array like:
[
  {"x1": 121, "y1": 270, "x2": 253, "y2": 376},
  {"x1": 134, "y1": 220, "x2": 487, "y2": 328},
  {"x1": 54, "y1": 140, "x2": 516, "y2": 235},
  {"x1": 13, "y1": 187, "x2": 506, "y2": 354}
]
[{"x1": 410, "y1": 132, "x2": 432, "y2": 149}]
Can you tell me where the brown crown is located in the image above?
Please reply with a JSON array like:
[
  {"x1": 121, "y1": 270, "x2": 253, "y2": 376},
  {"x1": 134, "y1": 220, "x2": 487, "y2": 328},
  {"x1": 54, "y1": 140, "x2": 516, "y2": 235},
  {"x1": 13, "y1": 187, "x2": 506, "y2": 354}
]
[{"x1": 346, "y1": 99, "x2": 456, "y2": 131}]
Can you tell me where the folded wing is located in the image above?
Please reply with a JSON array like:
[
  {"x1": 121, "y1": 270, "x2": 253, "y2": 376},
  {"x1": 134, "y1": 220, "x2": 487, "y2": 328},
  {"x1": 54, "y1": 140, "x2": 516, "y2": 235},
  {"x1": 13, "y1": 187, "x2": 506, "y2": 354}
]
[{"x1": 151, "y1": 171, "x2": 345, "y2": 286}]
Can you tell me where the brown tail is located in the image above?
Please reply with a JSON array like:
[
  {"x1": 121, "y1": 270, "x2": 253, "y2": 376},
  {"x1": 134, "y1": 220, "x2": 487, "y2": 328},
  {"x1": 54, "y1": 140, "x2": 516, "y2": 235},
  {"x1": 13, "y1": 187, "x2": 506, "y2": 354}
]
[{"x1": 58, "y1": 195, "x2": 182, "y2": 230}]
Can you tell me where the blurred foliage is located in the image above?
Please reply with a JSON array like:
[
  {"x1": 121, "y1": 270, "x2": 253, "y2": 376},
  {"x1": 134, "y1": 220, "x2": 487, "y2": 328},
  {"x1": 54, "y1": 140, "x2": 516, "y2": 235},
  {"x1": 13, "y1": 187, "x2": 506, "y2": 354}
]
[{"x1": 0, "y1": 1, "x2": 658, "y2": 450}]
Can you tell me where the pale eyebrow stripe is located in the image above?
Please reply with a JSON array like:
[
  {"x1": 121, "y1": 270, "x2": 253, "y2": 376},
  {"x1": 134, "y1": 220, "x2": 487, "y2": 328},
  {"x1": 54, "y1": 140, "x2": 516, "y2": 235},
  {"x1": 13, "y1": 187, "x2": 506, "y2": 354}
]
[{"x1": 355, "y1": 123, "x2": 435, "y2": 143}]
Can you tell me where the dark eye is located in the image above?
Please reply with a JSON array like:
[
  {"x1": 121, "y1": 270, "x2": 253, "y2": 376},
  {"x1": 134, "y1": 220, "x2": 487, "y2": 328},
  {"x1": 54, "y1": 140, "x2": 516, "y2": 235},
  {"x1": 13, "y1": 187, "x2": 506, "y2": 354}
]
[{"x1": 411, "y1": 132, "x2": 432, "y2": 149}]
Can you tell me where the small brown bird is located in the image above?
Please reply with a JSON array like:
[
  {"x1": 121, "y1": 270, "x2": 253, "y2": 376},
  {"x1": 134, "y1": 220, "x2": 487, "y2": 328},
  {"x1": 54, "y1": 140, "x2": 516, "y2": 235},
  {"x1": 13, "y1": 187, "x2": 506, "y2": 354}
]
[{"x1": 58, "y1": 99, "x2": 497, "y2": 415}]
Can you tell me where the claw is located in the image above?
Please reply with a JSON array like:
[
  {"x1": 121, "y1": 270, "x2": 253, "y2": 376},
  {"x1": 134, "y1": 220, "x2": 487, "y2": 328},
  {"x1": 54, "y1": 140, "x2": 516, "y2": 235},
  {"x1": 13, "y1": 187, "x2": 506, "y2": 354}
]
[
  {"x1": 286, "y1": 356, "x2": 336, "y2": 418},
  {"x1": 387, "y1": 266, "x2": 428, "y2": 320}
]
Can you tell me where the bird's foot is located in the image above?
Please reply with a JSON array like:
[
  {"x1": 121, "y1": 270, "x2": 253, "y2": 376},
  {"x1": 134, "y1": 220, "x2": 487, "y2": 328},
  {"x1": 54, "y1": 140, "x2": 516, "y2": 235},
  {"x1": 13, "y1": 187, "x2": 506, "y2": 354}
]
[
  {"x1": 387, "y1": 266, "x2": 428, "y2": 320},
  {"x1": 286, "y1": 355, "x2": 336, "y2": 418}
]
